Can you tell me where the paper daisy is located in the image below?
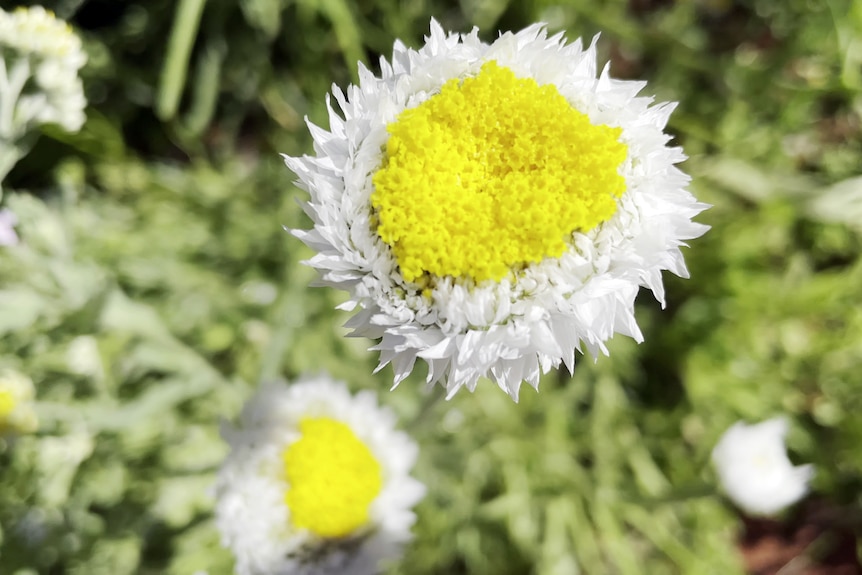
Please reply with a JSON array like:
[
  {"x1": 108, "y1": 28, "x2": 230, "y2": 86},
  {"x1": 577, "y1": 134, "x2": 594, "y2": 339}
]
[
  {"x1": 712, "y1": 418, "x2": 814, "y2": 516},
  {"x1": 214, "y1": 375, "x2": 425, "y2": 575},
  {"x1": 0, "y1": 369, "x2": 38, "y2": 435},
  {"x1": 0, "y1": 6, "x2": 87, "y2": 174},
  {"x1": 285, "y1": 19, "x2": 709, "y2": 399}
]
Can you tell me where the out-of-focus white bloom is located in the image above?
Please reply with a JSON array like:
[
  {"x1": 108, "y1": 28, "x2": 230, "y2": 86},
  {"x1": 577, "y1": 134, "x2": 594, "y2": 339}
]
[
  {"x1": 66, "y1": 335, "x2": 104, "y2": 380},
  {"x1": 0, "y1": 6, "x2": 87, "y2": 141},
  {"x1": 214, "y1": 375, "x2": 425, "y2": 575},
  {"x1": 285, "y1": 19, "x2": 708, "y2": 400},
  {"x1": 0, "y1": 207, "x2": 18, "y2": 245},
  {"x1": 0, "y1": 369, "x2": 37, "y2": 434},
  {"x1": 712, "y1": 418, "x2": 814, "y2": 516}
]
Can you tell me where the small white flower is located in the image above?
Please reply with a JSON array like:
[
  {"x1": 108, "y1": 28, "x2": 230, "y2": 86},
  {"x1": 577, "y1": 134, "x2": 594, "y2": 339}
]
[
  {"x1": 0, "y1": 369, "x2": 38, "y2": 434},
  {"x1": 712, "y1": 418, "x2": 814, "y2": 516},
  {"x1": 214, "y1": 375, "x2": 425, "y2": 575},
  {"x1": 0, "y1": 6, "x2": 87, "y2": 141},
  {"x1": 0, "y1": 208, "x2": 18, "y2": 245},
  {"x1": 65, "y1": 335, "x2": 104, "y2": 380},
  {"x1": 285, "y1": 19, "x2": 708, "y2": 400}
]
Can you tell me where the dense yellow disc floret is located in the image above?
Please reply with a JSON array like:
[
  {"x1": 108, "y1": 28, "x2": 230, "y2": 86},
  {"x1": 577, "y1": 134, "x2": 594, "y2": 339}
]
[
  {"x1": 0, "y1": 390, "x2": 16, "y2": 421},
  {"x1": 282, "y1": 417, "x2": 383, "y2": 538},
  {"x1": 372, "y1": 61, "x2": 628, "y2": 283}
]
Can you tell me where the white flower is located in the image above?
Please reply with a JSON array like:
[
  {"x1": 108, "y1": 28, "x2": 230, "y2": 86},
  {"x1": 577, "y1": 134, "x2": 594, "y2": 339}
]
[
  {"x1": 0, "y1": 369, "x2": 38, "y2": 434},
  {"x1": 0, "y1": 207, "x2": 18, "y2": 245},
  {"x1": 285, "y1": 19, "x2": 708, "y2": 400},
  {"x1": 0, "y1": 6, "x2": 87, "y2": 141},
  {"x1": 66, "y1": 335, "x2": 104, "y2": 379},
  {"x1": 214, "y1": 375, "x2": 425, "y2": 575},
  {"x1": 711, "y1": 418, "x2": 814, "y2": 516}
]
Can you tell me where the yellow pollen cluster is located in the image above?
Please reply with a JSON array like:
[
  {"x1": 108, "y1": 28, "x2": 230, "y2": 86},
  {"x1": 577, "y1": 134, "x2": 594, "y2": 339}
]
[
  {"x1": 0, "y1": 390, "x2": 16, "y2": 421},
  {"x1": 372, "y1": 61, "x2": 628, "y2": 283},
  {"x1": 282, "y1": 417, "x2": 383, "y2": 538}
]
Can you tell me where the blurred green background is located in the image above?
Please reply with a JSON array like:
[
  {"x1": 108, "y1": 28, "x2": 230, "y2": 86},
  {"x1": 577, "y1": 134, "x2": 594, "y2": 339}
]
[{"x1": 1, "y1": 0, "x2": 861, "y2": 573}]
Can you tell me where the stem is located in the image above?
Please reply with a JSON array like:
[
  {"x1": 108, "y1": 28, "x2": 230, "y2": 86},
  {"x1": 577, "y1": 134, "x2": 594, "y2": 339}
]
[
  {"x1": 0, "y1": 58, "x2": 15, "y2": 139},
  {"x1": 0, "y1": 57, "x2": 37, "y2": 199},
  {"x1": 156, "y1": 0, "x2": 208, "y2": 121},
  {"x1": 0, "y1": 133, "x2": 37, "y2": 201},
  {"x1": 0, "y1": 143, "x2": 25, "y2": 181},
  {"x1": 0, "y1": 58, "x2": 31, "y2": 140}
]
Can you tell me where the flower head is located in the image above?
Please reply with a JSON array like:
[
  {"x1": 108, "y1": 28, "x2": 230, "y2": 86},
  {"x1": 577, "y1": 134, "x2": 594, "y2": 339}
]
[
  {"x1": 285, "y1": 20, "x2": 708, "y2": 399},
  {"x1": 711, "y1": 418, "x2": 814, "y2": 516},
  {"x1": 0, "y1": 6, "x2": 87, "y2": 140},
  {"x1": 214, "y1": 375, "x2": 425, "y2": 575},
  {"x1": 0, "y1": 369, "x2": 38, "y2": 435}
]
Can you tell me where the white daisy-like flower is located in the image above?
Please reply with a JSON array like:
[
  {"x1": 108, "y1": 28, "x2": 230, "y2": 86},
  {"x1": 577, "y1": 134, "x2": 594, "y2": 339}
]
[
  {"x1": 214, "y1": 375, "x2": 425, "y2": 575},
  {"x1": 0, "y1": 369, "x2": 38, "y2": 435},
  {"x1": 285, "y1": 19, "x2": 709, "y2": 400},
  {"x1": 0, "y1": 5, "x2": 87, "y2": 141},
  {"x1": 712, "y1": 418, "x2": 814, "y2": 516}
]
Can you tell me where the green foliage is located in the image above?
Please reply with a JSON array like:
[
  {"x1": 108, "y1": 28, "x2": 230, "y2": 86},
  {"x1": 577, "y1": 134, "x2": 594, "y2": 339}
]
[{"x1": 2, "y1": 0, "x2": 861, "y2": 573}]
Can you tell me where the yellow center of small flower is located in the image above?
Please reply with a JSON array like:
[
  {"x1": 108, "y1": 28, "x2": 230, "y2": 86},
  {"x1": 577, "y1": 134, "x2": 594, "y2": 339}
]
[
  {"x1": 282, "y1": 417, "x2": 383, "y2": 538},
  {"x1": 372, "y1": 61, "x2": 628, "y2": 283},
  {"x1": 0, "y1": 390, "x2": 16, "y2": 421}
]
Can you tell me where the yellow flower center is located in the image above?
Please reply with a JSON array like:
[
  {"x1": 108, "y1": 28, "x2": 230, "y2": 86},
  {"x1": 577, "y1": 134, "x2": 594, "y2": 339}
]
[
  {"x1": 282, "y1": 417, "x2": 383, "y2": 538},
  {"x1": 372, "y1": 61, "x2": 628, "y2": 283},
  {"x1": 0, "y1": 390, "x2": 15, "y2": 421}
]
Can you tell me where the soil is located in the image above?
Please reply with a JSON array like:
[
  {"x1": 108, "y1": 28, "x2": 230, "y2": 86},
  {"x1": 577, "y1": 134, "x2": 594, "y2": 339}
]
[{"x1": 739, "y1": 500, "x2": 861, "y2": 575}]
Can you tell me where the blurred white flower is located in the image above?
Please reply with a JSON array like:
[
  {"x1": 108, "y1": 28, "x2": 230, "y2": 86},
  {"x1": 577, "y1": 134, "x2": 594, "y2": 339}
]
[
  {"x1": 239, "y1": 279, "x2": 278, "y2": 305},
  {"x1": 214, "y1": 375, "x2": 425, "y2": 575},
  {"x1": 285, "y1": 19, "x2": 708, "y2": 400},
  {"x1": 0, "y1": 369, "x2": 37, "y2": 434},
  {"x1": 0, "y1": 207, "x2": 18, "y2": 245},
  {"x1": 0, "y1": 6, "x2": 87, "y2": 143},
  {"x1": 712, "y1": 417, "x2": 814, "y2": 516},
  {"x1": 65, "y1": 335, "x2": 104, "y2": 380}
]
